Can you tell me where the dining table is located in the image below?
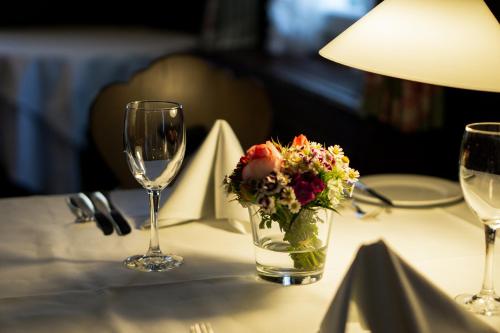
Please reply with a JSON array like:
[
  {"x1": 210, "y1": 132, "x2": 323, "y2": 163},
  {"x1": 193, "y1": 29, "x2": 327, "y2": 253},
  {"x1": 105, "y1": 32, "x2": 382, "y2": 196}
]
[{"x1": 0, "y1": 186, "x2": 499, "y2": 332}]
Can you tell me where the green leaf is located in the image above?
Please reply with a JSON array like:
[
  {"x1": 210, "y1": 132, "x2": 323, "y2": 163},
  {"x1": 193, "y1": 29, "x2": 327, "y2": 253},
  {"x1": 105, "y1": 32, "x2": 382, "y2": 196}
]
[
  {"x1": 290, "y1": 248, "x2": 326, "y2": 270},
  {"x1": 257, "y1": 206, "x2": 328, "y2": 271}
]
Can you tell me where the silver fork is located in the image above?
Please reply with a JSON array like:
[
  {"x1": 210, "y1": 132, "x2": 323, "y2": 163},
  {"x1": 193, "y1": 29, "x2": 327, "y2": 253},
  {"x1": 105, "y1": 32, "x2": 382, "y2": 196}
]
[
  {"x1": 190, "y1": 322, "x2": 214, "y2": 333},
  {"x1": 351, "y1": 199, "x2": 386, "y2": 220}
]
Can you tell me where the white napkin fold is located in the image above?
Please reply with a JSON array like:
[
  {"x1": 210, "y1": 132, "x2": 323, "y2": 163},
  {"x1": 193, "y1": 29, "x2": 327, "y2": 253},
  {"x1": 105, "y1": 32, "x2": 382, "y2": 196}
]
[
  {"x1": 320, "y1": 240, "x2": 496, "y2": 333},
  {"x1": 153, "y1": 119, "x2": 249, "y2": 229}
]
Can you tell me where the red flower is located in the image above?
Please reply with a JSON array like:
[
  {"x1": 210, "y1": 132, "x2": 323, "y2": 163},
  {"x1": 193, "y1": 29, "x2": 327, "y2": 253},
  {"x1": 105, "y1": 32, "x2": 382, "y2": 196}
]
[
  {"x1": 239, "y1": 155, "x2": 249, "y2": 166},
  {"x1": 292, "y1": 173, "x2": 325, "y2": 205},
  {"x1": 292, "y1": 134, "x2": 309, "y2": 147},
  {"x1": 310, "y1": 176, "x2": 325, "y2": 193}
]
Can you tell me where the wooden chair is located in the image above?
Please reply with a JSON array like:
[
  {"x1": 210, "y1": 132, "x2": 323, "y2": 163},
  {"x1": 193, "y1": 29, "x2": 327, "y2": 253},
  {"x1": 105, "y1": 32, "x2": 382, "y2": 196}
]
[{"x1": 89, "y1": 54, "x2": 273, "y2": 188}]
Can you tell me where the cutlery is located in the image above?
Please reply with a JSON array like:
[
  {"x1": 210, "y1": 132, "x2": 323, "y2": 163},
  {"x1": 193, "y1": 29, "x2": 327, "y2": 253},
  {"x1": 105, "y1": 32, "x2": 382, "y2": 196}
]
[
  {"x1": 67, "y1": 193, "x2": 113, "y2": 235},
  {"x1": 66, "y1": 196, "x2": 92, "y2": 223},
  {"x1": 355, "y1": 181, "x2": 394, "y2": 207},
  {"x1": 79, "y1": 192, "x2": 114, "y2": 235},
  {"x1": 351, "y1": 199, "x2": 367, "y2": 218},
  {"x1": 88, "y1": 192, "x2": 131, "y2": 235},
  {"x1": 190, "y1": 322, "x2": 214, "y2": 333},
  {"x1": 351, "y1": 200, "x2": 385, "y2": 220},
  {"x1": 102, "y1": 191, "x2": 132, "y2": 235}
]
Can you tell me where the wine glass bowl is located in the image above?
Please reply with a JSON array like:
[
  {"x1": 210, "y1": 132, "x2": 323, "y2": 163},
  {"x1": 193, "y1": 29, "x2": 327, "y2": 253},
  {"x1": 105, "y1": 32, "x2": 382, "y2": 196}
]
[
  {"x1": 123, "y1": 100, "x2": 185, "y2": 272},
  {"x1": 456, "y1": 122, "x2": 500, "y2": 316}
]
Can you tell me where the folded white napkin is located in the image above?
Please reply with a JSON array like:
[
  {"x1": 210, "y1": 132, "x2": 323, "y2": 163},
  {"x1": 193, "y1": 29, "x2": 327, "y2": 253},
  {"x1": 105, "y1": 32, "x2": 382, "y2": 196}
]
[
  {"x1": 153, "y1": 119, "x2": 249, "y2": 229},
  {"x1": 320, "y1": 240, "x2": 496, "y2": 333}
]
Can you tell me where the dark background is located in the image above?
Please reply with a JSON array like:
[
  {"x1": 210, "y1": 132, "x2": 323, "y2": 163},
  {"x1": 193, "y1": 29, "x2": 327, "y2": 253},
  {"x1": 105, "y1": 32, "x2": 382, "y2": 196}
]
[{"x1": 0, "y1": 2, "x2": 208, "y2": 32}]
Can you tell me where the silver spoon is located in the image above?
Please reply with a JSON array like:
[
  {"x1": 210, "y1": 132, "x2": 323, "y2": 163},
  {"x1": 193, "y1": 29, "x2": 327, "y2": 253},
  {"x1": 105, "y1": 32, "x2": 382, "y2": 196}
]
[
  {"x1": 66, "y1": 194, "x2": 94, "y2": 223},
  {"x1": 67, "y1": 193, "x2": 114, "y2": 235}
]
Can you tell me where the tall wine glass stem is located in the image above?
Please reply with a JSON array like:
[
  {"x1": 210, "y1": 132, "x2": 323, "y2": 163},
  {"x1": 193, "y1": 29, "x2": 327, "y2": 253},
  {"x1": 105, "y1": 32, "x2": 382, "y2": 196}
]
[
  {"x1": 481, "y1": 224, "x2": 497, "y2": 296},
  {"x1": 147, "y1": 189, "x2": 162, "y2": 256}
]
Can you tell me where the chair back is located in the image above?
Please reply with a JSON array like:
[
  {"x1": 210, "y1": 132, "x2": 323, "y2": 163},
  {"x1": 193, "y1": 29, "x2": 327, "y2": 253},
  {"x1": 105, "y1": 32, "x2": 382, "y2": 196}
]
[{"x1": 90, "y1": 54, "x2": 272, "y2": 188}]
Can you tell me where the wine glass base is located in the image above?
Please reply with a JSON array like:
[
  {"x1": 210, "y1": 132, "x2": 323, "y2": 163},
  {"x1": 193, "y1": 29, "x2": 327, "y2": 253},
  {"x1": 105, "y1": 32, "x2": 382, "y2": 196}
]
[
  {"x1": 455, "y1": 293, "x2": 500, "y2": 316},
  {"x1": 123, "y1": 254, "x2": 183, "y2": 272}
]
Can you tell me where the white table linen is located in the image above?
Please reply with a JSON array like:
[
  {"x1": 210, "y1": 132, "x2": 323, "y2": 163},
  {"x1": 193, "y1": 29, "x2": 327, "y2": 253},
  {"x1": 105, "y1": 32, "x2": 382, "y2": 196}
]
[
  {"x1": 0, "y1": 190, "x2": 498, "y2": 332},
  {"x1": 0, "y1": 28, "x2": 197, "y2": 193}
]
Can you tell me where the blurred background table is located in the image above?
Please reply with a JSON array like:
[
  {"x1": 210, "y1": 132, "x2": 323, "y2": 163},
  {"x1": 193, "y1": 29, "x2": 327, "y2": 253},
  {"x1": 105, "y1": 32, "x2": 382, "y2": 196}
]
[{"x1": 0, "y1": 28, "x2": 197, "y2": 194}]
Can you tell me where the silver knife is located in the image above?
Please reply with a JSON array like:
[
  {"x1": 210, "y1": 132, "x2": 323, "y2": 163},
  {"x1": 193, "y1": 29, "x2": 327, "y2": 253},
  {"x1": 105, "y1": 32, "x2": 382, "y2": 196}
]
[
  {"x1": 355, "y1": 181, "x2": 394, "y2": 206},
  {"x1": 89, "y1": 192, "x2": 131, "y2": 235},
  {"x1": 79, "y1": 192, "x2": 114, "y2": 235},
  {"x1": 102, "y1": 191, "x2": 132, "y2": 235}
]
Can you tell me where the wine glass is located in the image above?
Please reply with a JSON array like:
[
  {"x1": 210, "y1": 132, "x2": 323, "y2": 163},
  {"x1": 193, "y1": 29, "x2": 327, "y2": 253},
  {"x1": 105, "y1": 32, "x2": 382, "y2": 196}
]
[
  {"x1": 123, "y1": 100, "x2": 186, "y2": 272},
  {"x1": 456, "y1": 122, "x2": 500, "y2": 315}
]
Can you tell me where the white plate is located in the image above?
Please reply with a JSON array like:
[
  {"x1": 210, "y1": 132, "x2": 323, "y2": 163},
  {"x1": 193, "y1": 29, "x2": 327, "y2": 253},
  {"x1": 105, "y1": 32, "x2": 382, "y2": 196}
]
[{"x1": 353, "y1": 174, "x2": 463, "y2": 207}]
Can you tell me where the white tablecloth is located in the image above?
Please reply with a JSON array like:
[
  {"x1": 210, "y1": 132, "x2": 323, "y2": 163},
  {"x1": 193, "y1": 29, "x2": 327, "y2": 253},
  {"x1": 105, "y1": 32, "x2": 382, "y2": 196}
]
[
  {"x1": 0, "y1": 189, "x2": 498, "y2": 332},
  {"x1": 0, "y1": 28, "x2": 197, "y2": 193}
]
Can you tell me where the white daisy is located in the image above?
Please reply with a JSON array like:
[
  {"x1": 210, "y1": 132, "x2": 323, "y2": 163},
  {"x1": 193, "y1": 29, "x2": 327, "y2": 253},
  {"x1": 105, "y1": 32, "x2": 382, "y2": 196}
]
[{"x1": 288, "y1": 200, "x2": 301, "y2": 214}]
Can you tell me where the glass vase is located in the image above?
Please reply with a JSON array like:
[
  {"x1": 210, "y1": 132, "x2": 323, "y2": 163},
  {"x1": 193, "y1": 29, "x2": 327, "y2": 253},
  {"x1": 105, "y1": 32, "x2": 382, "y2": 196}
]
[{"x1": 248, "y1": 205, "x2": 333, "y2": 285}]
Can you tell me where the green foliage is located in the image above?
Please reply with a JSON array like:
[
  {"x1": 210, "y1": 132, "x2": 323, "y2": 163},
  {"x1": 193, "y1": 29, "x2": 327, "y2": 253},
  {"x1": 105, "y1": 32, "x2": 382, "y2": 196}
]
[
  {"x1": 260, "y1": 206, "x2": 328, "y2": 271},
  {"x1": 259, "y1": 203, "x2": 293, "y2": 230},
  {"x1": 290, "y1": 248, "x2": 326, "y2": 270},
  {"x1": 284, "y1": 211, "x2": 318, "y2": 247}
]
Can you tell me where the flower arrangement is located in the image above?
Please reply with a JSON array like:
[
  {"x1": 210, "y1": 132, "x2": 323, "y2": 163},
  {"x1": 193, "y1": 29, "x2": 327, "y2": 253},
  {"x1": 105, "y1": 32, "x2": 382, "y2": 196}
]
[{"x1": 224, "y1": 134, "x2": 359, "y2": 271}]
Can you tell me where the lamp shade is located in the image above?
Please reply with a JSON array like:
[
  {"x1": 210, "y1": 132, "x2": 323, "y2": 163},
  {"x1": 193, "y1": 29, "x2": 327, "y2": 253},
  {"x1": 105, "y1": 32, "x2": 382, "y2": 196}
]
[{"x1": 319, "y1": 0, "x2": 500, "y2": 92}]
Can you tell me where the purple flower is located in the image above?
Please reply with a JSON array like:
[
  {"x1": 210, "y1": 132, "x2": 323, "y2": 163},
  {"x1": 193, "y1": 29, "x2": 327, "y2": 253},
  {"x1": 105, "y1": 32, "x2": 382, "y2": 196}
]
[
  {"x1": 310, "y1": 176, "x2": 325, "y2": 193},
  {"x1": 292, "y1": 173, "x2": 325, "y2": 205}
]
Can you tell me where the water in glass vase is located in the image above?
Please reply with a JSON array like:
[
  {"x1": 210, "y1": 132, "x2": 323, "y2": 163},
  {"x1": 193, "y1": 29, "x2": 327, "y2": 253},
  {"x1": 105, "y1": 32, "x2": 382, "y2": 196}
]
[{"x1": 254, "y1": 235, "x2": 327, "y2": 285}]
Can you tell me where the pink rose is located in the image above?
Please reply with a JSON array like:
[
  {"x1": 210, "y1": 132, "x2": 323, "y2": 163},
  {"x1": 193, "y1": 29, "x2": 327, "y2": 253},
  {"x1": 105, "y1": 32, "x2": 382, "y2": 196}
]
[{"x1": 242, "y1": 141, "x2": 282, "y2": 180}]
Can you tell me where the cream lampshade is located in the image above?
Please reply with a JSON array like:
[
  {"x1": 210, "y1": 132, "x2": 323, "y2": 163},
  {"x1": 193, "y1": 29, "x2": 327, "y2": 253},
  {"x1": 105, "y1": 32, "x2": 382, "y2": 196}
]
[{"x1": 319, "y1": 0, "x2": 500, "y2": 93}]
